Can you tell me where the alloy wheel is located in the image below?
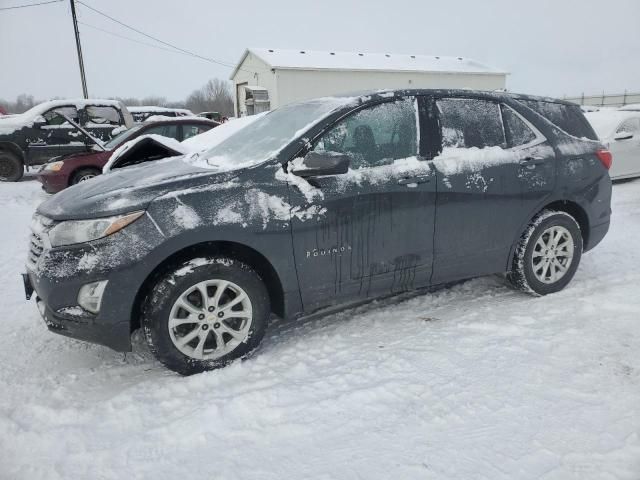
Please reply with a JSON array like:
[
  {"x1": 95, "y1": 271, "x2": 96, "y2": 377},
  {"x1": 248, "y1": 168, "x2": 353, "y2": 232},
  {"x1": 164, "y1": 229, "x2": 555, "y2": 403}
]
[
  {"x1": 168, "y1": 279, "x2": 253, "y2": 360},
  {"x1": 531, "y1": 225, "x2": 575, "y2": 284}
]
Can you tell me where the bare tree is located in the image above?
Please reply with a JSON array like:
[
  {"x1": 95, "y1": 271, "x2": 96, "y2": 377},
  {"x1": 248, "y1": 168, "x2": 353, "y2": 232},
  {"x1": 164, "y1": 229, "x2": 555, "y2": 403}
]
[
  {"x1": 0, "y1": 77, "x2": 234, "y2": 116},
  {"x1": 0, "y1": 94, "x2": 39, "y2": 114},
  {"x1": 185, "y1": 79, "x2": 234, "y2": 116}
]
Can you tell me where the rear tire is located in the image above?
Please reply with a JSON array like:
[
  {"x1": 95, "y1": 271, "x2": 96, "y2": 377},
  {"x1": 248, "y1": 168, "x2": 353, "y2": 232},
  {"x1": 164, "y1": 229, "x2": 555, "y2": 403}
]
[
  {"x1": 71, "y1": 167, "x2": 101, "y2": 185},
  {"x1": 0, "y1": 151, "x2": 24, "y2": 182},
  {"x1": 507, "y1": 210, "x2": 582, "y2": 295},
  {"x1": 141, "y1": 256, "x2": 270, "y2": 375}
]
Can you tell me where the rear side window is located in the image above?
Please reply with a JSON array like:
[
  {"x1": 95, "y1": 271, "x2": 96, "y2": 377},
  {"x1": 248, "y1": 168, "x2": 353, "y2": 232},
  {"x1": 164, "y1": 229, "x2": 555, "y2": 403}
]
[
  {"x1": 86, "y1": 106, "x2": 122, "y2": 126},
  {"x1": 436, "y1": 98, "x2": 506, "y2": 149},
  {"x1": 518, "y1": 100, "x2": 598, "y2": 140},
  {"x1": 501, "y1": 105, "x2": 537, "y2": 147}
]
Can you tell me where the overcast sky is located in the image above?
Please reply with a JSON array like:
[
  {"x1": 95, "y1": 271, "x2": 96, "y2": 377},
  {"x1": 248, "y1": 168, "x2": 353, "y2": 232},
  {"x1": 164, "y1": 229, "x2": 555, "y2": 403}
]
[{"x1": 1, "y1": 0, "x2": 638, "y2": 102}]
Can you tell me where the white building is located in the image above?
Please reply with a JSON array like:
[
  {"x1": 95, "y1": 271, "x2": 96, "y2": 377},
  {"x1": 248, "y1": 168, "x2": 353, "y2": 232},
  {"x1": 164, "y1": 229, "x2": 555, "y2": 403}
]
[{"x1": 230, "y1": 48, "x2": 508, "y2": 116}]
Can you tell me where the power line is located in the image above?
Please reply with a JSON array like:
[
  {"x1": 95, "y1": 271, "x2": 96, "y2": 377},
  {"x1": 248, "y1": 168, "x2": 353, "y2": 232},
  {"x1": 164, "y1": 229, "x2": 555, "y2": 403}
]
[
  {"x1": 0, "y1": 0, "x2": 62, "y2": 11},
  {"x1": 77, "y1": 21, "x2": 194, "y2": 56},
  {"x1": 75, "y1": 0, "x2": 243, "y2": 71}
]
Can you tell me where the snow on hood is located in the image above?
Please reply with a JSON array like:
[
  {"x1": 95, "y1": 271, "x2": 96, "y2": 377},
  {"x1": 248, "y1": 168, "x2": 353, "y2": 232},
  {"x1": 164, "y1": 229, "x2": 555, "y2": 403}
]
[
  {"x1": 38, "y1": 156, "x2": 238, "y2": 220},
  {"x1": 102, "y1": 134, "x2": 188, "y2": 173},
  {"x1": 0, "y1": 99, "x2": 125, "y2": 135}
]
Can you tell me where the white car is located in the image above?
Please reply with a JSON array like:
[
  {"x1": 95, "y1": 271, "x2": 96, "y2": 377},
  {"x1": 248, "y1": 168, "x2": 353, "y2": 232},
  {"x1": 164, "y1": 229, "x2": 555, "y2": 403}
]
[{"x1": 585, "y1": 110, "x2": 640, "y2": 180}]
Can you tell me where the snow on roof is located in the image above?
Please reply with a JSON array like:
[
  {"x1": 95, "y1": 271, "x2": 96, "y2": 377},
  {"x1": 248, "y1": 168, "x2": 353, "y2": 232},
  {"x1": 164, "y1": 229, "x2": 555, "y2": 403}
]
[
  {"x1": 0, "y1": 98, "x2": 125, "y2": 135},
  {"x1": 231, "y1": 48, "x2": 507, "y2": 79},
  {"x1": 584, "y1": 110, "x2": 640, "y2": 139},
  {"x1": 128, "y1": 106, "x2": 193, "y2": 114}
]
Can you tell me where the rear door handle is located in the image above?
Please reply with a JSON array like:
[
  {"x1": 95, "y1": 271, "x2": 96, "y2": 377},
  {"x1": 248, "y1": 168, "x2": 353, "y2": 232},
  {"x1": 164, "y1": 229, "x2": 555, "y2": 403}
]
[
  {"x1": 519, "y1": 156, "x2": 545, "y2": 167},
  {"x1": 398, "y1": 175, "x2": 431, "y2": 185}
]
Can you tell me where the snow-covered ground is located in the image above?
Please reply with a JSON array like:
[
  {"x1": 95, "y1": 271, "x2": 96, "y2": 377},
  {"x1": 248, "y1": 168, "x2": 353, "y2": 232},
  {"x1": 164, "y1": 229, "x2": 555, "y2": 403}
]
[{"x1": 1, "y1": 179, "x2": 639, "y2": 480}]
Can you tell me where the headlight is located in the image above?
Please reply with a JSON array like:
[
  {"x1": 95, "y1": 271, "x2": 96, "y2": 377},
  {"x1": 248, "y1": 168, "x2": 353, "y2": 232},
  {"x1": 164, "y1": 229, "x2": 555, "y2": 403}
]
[
  {"x1": 48, "y1": 211, "x2": 144, "y2": 247},
  {"x1": 43, "y1": 161, "x2": 64, "y2": 172}
]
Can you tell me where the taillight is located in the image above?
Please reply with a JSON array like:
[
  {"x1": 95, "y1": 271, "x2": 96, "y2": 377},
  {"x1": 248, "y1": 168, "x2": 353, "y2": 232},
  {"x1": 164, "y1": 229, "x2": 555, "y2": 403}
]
[{"x1": 596, "y1": 149, "x2": 613, "y2": 170}]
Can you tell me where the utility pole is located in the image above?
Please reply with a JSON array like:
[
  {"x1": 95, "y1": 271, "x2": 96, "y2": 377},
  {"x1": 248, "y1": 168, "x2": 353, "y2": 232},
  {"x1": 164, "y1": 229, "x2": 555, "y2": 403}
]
[{"x1": 69, "y1": 0, "x2": 88, "y2": 98}]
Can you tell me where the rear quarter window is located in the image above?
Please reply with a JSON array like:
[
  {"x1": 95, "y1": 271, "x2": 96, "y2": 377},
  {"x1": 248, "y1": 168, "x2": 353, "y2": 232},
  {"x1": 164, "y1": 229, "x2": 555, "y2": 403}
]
[{"x1": 518, "y1": 100, "x2": 598, "y2": 140}]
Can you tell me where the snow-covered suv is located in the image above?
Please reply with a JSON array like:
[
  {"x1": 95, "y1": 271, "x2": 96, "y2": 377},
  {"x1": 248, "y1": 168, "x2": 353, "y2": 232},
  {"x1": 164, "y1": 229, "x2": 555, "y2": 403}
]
[
  {"x1": 0, "y1": 99, "x2": 133, "y2": 181},
  {"x1": 23, "y1": 89, "x2": 612, "y2": 375}
]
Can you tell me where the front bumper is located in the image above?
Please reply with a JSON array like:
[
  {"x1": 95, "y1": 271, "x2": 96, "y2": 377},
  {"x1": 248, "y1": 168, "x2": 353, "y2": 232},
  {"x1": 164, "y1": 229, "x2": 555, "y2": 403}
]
[
  {"x1": 36, "y1": 170, "x2": 68, "y2": 194},
  {"x1": 24, "y1": 214, "x2": 165, "y2": 352}
]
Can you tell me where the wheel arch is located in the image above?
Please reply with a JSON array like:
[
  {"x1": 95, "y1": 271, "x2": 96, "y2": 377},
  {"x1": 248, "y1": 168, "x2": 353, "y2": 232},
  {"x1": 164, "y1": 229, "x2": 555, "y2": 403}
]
[
  {"x1": 69, "y1": 165, "x2": 102, "y2": 186},
  {"x1": 507, "y1": 199, "x2": 590, "y2": 271},
  {"x1": 130, "y1": 240, "x2": 285, "y2": 331},
  {"x1": 0, "y1": 141, "x2": 25, "y2": 163}
]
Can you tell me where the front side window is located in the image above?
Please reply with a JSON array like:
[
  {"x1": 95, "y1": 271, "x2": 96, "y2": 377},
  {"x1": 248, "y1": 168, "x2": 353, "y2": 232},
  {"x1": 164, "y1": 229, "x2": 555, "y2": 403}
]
[
  {"x1": 86, "y1": 106, "x2": 121, "y2": 126},
  {"x1": 145, "y1": 124, "x2": 179, "y2": 140},
  {"x1": 43, "y1": 106, "x2": 79, "y2": 126},
  {"x1": 436, "y1": 98, "x2": 506, "y2": 149},
  {"x1": 313, "y1": 98, "x2": 418, "y2": 169},
  {"x1": 616, "y1": 118, "x2": 640, "y2": 134},
  {"x1": 501, "y1": 105, "x2": 538, "y2": 147}
]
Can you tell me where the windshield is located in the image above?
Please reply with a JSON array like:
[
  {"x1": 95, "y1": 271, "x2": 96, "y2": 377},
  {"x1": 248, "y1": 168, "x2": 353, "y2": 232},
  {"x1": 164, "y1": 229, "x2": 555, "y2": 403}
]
[
  {"x1": 104, "y1": 125, "x2": 143, "y2": 150},
  {"x1": 197, "y1": 97, "x2": 355, "y2": 170}
]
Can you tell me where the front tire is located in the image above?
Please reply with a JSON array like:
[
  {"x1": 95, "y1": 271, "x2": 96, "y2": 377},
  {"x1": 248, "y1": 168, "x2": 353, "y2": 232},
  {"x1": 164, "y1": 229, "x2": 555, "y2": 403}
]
[
  {"x1": 0, "y1": 151, "x2": 24, "y2": 182},
  {"x1": 71, "y1": 167, "x2": 101, "y2": 185},
  {"x1": 507, "y1": 210, "x2": 582, "y2": 295},
  {"x1": 142, "y1": 257, "x2": 270, "y2": 375}
]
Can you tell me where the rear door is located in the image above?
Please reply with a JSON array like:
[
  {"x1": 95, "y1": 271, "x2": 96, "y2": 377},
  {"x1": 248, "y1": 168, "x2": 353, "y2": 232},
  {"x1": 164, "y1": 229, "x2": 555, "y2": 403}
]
[
  {"x1": 82, "y1": 105, "x2": 125, "y2": 142},
  {"x1": 288, "y1": 97, "x2": 438, "y2": 313},
  {"x1": 430, "y1": 96, "x2": 554, "y2": 284}
]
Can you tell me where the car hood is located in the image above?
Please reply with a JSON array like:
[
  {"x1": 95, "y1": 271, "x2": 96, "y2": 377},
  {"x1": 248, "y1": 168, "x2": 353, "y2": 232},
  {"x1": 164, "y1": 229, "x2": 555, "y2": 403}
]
[{"x1": 37, "y1": 156, "x2": 243, "y2": 220}]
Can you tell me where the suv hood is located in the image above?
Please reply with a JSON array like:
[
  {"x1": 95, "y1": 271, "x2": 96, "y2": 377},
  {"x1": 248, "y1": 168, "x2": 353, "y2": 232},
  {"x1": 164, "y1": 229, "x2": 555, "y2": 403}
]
[{"x1": 37, "y1": 156, "x2": 243, "y2": 220}]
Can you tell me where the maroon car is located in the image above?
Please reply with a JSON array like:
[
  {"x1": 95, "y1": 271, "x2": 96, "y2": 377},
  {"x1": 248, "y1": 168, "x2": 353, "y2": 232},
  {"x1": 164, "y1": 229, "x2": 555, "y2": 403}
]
[{"x1": 37, "y1": 117, "x2": 218, "y2": 193}]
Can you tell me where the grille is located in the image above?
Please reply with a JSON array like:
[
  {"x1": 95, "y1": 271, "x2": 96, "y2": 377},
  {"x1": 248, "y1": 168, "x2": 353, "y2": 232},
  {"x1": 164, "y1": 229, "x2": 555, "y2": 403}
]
[
  {"x1": 27, "y1": 214, "x2": 54, "y2": 270},
  {"x1": 27, "y1": 232, "x2": 44, "y2": 268}
]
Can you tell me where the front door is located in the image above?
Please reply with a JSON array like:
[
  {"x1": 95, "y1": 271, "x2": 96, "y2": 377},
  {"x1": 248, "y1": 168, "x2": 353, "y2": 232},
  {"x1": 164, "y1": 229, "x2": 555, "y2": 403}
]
[
  {"x1": 610, "y1": 117, "x2": 640, "y2": 178},
  {"x1": 430, "y1": 96, "x2": 554, "y2": 284},
  {"x1": 27, "y1": 105, "x2": 83, "y2": 164},
  {"x1": 287, "y1": 97, "x2": 437, "y2": 313}
]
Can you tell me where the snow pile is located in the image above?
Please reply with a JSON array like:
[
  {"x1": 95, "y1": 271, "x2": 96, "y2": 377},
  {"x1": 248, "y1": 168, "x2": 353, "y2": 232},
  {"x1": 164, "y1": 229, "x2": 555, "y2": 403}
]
[{"x1": 171, "y1": 202, "x2": 201, "y2": 229}]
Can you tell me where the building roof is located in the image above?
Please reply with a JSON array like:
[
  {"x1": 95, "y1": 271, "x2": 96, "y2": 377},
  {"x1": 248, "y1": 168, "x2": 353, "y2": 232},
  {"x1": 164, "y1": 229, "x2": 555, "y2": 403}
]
[{"x1": 230, "y1": 48, "x2": 507, "y2": 79}]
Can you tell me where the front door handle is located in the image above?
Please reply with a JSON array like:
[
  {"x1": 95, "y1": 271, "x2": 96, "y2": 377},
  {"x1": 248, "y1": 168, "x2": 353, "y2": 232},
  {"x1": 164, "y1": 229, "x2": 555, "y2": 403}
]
[
  {"x1": 398, "y1": 175, "x2": 431, "y2": 185},
  {"x1": 519, "y1": 156, "x2": 545, "y2": 167}
]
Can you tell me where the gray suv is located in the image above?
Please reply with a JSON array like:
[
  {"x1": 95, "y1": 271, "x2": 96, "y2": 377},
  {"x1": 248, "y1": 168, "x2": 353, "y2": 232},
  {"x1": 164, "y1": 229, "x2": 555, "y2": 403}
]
[{"x1": 23, "y1": 89, "x2": 612, "y2": 374}]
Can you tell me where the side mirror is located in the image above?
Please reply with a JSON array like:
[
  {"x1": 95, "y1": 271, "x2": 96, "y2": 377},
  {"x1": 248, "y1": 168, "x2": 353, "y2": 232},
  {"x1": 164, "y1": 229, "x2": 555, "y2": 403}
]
[
  {"x1": 33, "y1": 115, "x2": 46, "y2": 126},
  {"x1": 291, "y1": 151, "x2": 350, "y2": 177},
  {"x1": 614, "y1": 131, "x2": 634, "y2": 141}
]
